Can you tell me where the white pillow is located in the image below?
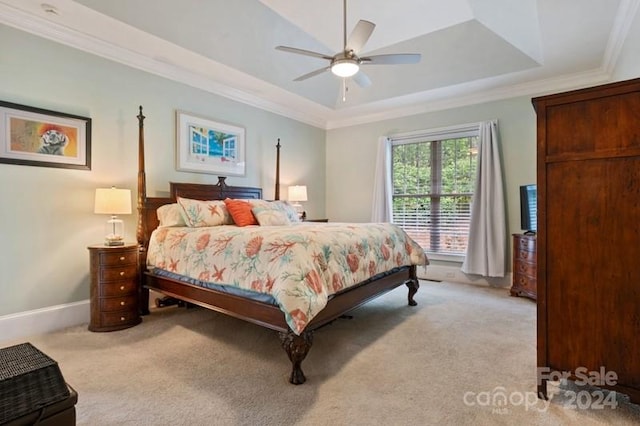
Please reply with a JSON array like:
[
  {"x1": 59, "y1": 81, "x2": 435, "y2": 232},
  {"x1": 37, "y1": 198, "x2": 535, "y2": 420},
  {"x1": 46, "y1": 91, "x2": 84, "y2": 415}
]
[
  {"x1": 252, "y1": 205, "x2": 291, "y2": 226},
  {"x1": 272, "y1": 200, "x2": 301, "y2": 223}
]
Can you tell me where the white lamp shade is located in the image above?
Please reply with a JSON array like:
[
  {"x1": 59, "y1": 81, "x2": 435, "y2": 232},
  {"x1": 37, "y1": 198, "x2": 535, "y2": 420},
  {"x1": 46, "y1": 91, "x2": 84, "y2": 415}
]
[
  {"x1": 94, "y1": 187, "x2": 132, "y2": 215},
  {"x1": 288, "y1": 185, "x2": 308, "y2": 202}
]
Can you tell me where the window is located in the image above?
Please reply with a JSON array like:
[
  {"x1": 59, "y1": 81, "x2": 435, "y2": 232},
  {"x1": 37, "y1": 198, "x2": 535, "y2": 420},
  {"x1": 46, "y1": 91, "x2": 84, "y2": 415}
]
[
  {"x1": 222, "y1": 135, "x2": 236, "y2": 160},
  {"x1": 391, "y1": 124, "x2": 479, "y2": 257}
]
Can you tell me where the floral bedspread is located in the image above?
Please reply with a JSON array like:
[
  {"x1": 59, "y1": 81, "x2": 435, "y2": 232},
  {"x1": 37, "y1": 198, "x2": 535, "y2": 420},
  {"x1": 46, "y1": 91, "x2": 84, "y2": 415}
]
[{"x1": 147, "y1": 222, "x2": 428, "y2": 334}]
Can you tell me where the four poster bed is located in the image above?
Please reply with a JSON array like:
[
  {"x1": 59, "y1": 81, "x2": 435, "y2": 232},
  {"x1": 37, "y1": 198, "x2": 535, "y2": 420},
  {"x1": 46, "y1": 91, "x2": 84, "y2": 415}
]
[{"x1": 135, "y1": 107, "x2": 428, "y2": 384}]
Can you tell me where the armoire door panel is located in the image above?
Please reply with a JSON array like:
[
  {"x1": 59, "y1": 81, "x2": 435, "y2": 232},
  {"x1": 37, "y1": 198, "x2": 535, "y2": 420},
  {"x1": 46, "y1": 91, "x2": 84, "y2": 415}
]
[{"x1": 534, "y1": 78, "x2": 640, "y2": 403}]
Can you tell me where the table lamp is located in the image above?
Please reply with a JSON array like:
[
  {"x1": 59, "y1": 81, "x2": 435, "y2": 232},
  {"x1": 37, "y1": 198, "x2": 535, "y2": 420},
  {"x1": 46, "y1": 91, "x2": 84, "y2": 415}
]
[
  {"x1": 288, "y1": 185, "x2": 307, "y2": 220},
  {"x1": 94, "y1": 187, "x2": 132, "y2": 246}
]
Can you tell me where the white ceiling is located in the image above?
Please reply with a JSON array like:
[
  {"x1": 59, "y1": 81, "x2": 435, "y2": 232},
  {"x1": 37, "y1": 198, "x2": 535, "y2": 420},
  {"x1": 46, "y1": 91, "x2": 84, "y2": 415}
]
[{"x1": 0, "y1": 0, "x2": 637, "y2": 128}]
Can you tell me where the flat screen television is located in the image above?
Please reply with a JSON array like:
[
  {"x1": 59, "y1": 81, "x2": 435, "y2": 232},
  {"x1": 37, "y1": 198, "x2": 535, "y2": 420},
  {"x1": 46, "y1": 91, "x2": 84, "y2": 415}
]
[{"x1": 519, "y1": 184, "x2": 537, "y2": 234}]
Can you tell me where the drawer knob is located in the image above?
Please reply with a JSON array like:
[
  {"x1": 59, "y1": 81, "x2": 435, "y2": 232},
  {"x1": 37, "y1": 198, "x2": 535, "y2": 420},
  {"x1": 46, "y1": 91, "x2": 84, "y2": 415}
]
[
  {"x1": 119, "y1": 256, "x2": 126, "y2": 261},
  {"x1": 120, "y1": 317, "x2": 126, "y2": 321},
  {"x1": 120, "y1": 285, "x2": 125, "y2": 290},
  {"x1": 120, "y1": 301, "x2": 125, "y2": 306},
  {"x1": 119, "y1": 271, "x2": 125, "y2": 276}
]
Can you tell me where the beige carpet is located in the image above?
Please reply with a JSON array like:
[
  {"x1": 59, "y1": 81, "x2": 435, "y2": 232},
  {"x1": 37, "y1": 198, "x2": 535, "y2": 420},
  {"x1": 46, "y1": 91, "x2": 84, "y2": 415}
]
[{"x1": 5, "y1": 281, "x2": 640, "y2": 425}]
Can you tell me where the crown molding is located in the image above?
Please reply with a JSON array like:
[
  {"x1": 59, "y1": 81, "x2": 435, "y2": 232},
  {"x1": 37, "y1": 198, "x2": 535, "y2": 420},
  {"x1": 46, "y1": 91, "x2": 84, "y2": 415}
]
[
  {"x1": 602, "y1": 0, "x2": 640, "y2": 74},
  {"x1": 0, "y1": 2, "x2": 330, "y2": 129},
  {"x1": 324, "y1": 68, "x2": 613, "y2": 129},
  {"x1": 0, "y1": 1, "x2": 636, "y2": 131}
]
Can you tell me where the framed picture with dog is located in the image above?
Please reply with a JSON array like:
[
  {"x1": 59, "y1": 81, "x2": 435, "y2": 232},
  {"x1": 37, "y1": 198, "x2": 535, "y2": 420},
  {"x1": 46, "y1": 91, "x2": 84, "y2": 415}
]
[{"x1": 0, "y1": 100, "x2": 91, "y2": 170}]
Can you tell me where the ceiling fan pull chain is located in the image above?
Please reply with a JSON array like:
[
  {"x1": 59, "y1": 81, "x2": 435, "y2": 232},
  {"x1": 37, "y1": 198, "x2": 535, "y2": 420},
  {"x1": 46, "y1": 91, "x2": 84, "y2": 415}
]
[{"x1": 342, "y1": 78, "x2": 349, "y2": 102}]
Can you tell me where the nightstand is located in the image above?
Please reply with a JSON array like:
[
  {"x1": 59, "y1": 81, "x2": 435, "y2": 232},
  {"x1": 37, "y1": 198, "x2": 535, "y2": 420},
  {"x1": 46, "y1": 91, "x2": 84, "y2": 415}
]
[
  {"x1": 88, "y1": 243, "x2": 141, "y2": 331},
  {"x1": 304, "y1": 218, "x2": 329, "y2": 222}
]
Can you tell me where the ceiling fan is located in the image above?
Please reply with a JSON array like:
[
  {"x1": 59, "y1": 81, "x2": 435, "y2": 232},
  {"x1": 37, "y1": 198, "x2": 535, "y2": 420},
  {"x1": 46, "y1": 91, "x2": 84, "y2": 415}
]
[{"x1": 275, "y1": 0, "x2": 421, "y2": 89}]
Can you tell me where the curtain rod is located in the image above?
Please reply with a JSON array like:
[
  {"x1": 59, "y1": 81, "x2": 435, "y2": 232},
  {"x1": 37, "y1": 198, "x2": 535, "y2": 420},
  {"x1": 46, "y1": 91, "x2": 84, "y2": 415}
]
[{"x1": 388, "y1": 119, "x2": 497, "y2": 142}]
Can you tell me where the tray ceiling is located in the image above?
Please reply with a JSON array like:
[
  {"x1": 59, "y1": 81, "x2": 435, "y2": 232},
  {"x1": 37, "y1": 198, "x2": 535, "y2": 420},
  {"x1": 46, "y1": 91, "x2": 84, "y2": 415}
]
[{"x1": 0, "y1": 0, "x2": 637, "y2": 128}]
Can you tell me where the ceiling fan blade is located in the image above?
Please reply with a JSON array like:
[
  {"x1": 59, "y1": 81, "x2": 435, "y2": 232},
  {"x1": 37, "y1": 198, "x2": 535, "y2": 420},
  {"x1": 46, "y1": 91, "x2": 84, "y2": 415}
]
[
  {"x1": 346, "y1": 20, "x2": 375, "y2": 52},
  {"x1": 352, "y1": 70, "x2": 372, "y2": 88},
  {"x1": 361, "y1": 53, "x2": 422, "y2": 65},
  {"x1": 293, "y1": 66, "x2": 331, "y2": 82},
  {"x1": 276, "y1": 46, "x2": 333, "y2": 61}
]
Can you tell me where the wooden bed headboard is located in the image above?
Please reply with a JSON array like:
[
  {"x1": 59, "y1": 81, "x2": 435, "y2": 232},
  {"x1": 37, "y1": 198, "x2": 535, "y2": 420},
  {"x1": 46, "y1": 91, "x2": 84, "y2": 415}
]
[
  {"x1": 169, "y1": 178, "x2": 261, "y2": 201},
  {"x1": 135, "y1": 106, "x2": 272, "y2": 251}
]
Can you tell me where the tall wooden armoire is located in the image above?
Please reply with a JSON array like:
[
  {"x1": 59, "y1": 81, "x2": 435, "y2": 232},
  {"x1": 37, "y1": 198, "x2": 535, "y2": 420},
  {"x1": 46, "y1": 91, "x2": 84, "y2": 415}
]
[{"x1": 533, "y1": 78, "x2": 640, "y2": 403}]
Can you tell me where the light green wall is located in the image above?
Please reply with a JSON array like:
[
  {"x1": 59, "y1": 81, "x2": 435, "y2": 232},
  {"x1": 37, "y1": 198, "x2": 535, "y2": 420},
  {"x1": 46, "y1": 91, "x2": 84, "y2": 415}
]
[
  {"x1": 0, "y1": 25, "x2": 325, "y2": 317},
  {"x1": 324, "y1": 11, "x2": 640, "y2": 232},
  {"x1": 325, "y1": 96, "x2": 537, "y2": 241},
  {"x1": 2, "y1": 9, "x2": 639, "y2": 317}
]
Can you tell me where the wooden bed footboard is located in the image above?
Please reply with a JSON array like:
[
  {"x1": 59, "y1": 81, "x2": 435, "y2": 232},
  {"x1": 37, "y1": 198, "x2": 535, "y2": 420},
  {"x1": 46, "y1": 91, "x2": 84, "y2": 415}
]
[{"x1": 144, "y1": 265, "x2": 419, "y2": 384}]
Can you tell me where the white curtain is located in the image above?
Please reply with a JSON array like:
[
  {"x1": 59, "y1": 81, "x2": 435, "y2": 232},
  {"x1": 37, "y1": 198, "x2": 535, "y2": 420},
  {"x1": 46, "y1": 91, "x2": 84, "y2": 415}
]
[
  {"x1": 371, "y1": 136, "x2": 393, "y2": 222},
  {"x1": 461, "y1": 120, "x2": 507, "y2": 277}
]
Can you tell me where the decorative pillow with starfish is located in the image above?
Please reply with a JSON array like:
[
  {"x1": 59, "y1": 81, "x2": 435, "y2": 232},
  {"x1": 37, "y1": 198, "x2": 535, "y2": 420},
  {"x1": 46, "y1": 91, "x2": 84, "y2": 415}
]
[{"x1": 177, "y1": 197, "x2": 234, "y2": 227}]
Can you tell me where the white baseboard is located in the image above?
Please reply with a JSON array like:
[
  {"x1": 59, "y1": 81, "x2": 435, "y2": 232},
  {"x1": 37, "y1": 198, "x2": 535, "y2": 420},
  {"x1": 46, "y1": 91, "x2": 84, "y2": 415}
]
[
  {"x1": 0, "y1": 300, "x2": 90, "y2": 345},
  {"x1": 420, "y1": 264, "x2": 512, "y2": 288}
]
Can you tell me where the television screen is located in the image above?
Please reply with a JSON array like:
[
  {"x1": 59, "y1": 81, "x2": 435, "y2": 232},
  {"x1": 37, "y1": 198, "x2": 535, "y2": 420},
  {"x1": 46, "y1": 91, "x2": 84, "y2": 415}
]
[{"x1": 520, "y1": 184, "x2": 537, "y2": 233}]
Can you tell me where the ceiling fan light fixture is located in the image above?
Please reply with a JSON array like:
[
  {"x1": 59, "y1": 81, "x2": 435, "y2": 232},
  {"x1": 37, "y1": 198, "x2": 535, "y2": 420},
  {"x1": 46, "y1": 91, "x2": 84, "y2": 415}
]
[{"x1": 331, "y1": 59, "x2": 359, "y2": 77}]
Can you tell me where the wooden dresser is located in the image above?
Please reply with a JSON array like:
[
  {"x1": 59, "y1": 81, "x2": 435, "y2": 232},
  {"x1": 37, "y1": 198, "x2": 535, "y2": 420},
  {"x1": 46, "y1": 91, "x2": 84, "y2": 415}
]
[
  {"x1": 533, "y1": 78, "x2": 640, "y2": 404},
  {"x1": 510, "y1": 234, "x2": 536, "y2": 300},
  {"x1": 88, "y1": 244, "x2": 141, "y2": 332}
]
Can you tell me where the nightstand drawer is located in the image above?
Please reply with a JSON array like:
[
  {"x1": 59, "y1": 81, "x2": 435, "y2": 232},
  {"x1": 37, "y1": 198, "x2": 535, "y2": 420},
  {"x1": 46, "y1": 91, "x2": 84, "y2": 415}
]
[
  {"x1": 99, "y1": 295, "x2": 138, "y2": 312},
  {"x1": 99, "y1": 249, "x2": 138, "y2": 266},
  {"x1": 100, "y1": 278, "x2": 138, "y2": 296},
  {"x1": 100, "y1": 265, "x2": 138, "y2": 282},
  {"x1": 99, "y1": 311, "x2": 140, "y2": 328}
]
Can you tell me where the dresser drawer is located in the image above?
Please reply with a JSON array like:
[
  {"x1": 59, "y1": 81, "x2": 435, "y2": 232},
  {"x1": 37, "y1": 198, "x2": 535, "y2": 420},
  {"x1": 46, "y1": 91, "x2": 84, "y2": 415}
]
[
  {"x1": 517, "y1": 236, "x2": 537, "y2": 252},
  {"x1": 99, "y1": 295, "x2": 138, "y2": 312},
  {"x1": 513, "y1": 273, "x2": 536, "y2": 293},
  {"x1": 99, "y1": 249, "x2": 138, "y2": 266},
  {"x1": 100, "y1": 265, "x2": 138, "y2": 282},
  {"x1": 100, "y1": 278, "x2": 138, "y2": 296},
  {"x1": 515, "y1": 249, "x2": 536, "y2": 263},
  {"x1": 514, "y1": 260, "x2": 536, "y2": 278},
  {"x1": 99, "y1": 310, "x2": 139, "y2": 328}
]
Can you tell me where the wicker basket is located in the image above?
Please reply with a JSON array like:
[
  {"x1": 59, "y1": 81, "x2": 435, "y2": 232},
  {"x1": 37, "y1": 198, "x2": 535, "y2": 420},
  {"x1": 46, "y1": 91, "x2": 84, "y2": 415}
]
[{"x1": 0, "y1": 342, "x2": 70, "y2": 424}]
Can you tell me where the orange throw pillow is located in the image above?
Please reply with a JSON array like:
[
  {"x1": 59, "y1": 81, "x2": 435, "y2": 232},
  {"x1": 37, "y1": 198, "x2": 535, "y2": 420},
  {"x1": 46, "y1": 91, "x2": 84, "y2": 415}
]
[{"x1": 224, "y1": 198, "x2": 258, "y2": 227}]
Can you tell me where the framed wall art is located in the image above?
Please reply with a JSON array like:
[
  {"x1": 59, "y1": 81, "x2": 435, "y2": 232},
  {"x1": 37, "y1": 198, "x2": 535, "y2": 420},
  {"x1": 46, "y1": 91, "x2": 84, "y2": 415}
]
[
  {"x1": 0, "y1": 100, "x2": 91, "y2": 170},
  {"x1": 176, "y1": 110, "x2": 245, "y2": 176}
]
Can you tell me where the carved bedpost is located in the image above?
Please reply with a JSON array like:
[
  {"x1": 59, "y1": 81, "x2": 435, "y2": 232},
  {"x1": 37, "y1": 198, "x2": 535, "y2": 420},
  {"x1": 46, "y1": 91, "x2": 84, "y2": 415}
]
[
  {"x1": 216, "y1": 176, "x2": 227, "y2": 188},
  {"x1": 406, "y1": 264, "x2": 419, "y2": 306},
  {"x1": 279, "y1": 330, "x2": 313, "y2": 384},
  {"x1": 275, "y1": 139, "x2": 281, "y2": 200},
  {"x1": 136, "y1": 106, "x2": 146, "y2": 248},
  {"x1": 136, "y1": 106, "x2": 150, "y2": 315},
  {"x1": 216, "y1": 176, "x2": 228, "y2": 199}
]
